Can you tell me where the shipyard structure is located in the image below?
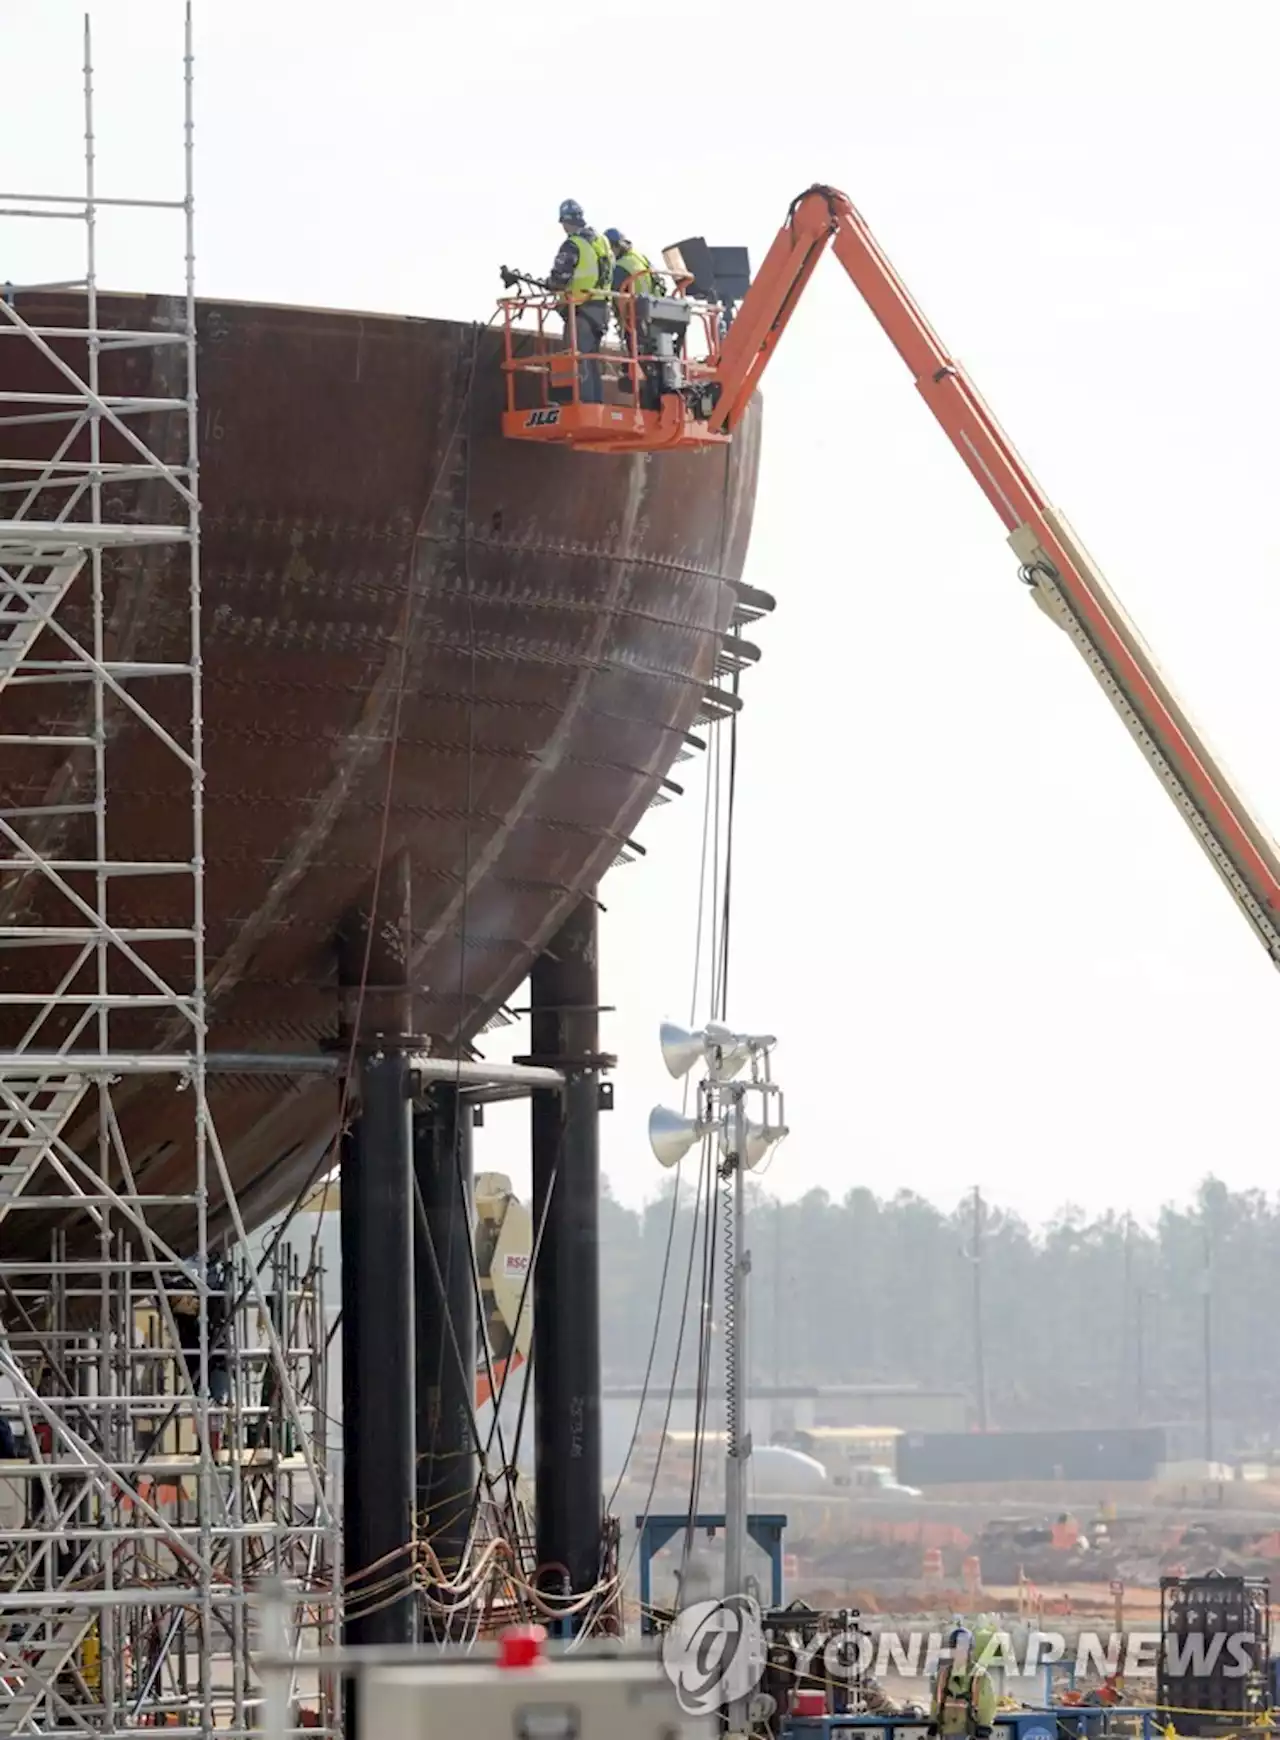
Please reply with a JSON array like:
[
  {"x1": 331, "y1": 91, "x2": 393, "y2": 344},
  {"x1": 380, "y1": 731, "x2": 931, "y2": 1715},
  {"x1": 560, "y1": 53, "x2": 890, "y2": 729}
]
[{"x1": 0, "y1": 21, "x2": 766, "y2": 1733}]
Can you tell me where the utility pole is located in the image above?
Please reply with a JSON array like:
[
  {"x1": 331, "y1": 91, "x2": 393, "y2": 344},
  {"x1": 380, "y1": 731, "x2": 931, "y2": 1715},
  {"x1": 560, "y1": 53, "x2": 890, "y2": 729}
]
[
  {"x1": 772, "y1": 1197, "x2": 781, "y2": 1391},
  {"x1": 970, "y1": 1186, "x2": 988, "y2": 1431},
  {"x1": 1135, "y1": 1288, "x2": 1146, "y2": 1424},
  {"x1": 1202, "y1": 1222, "x2": 1214, "y2": 1465},
  {"x1": 648, "y1": 1021, "x2": 788, "y2": 1739},
  {"x1": 1122, "y1": 1220, "x2": 1133, "y2": 1416},
  {"x1": 722, "y1": 1088, "x2": 750, "y2": 1621}
]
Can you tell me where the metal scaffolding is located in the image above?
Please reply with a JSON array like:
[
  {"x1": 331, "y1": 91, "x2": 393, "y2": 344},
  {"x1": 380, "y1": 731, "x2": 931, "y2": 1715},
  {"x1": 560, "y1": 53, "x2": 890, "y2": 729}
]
[{"x1": 0, "y1": 10, "x2": 338, "y2": 1735}]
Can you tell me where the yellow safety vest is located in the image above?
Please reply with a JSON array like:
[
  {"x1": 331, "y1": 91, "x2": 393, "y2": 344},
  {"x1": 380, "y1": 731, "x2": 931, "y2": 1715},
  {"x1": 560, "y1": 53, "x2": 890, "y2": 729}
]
[
  {"x1": 616, "y1": 248, "x2": 654, "y2": 296},
  {"x1": 934, "y1": 1667, "x2": 995, "y2": 1737},
  {"x1": 80, "y1": 1624, "x2": 102, "y2": 1694},
  {"x1": 568, "y1": 232, "x2": 612, "y2": 301}
]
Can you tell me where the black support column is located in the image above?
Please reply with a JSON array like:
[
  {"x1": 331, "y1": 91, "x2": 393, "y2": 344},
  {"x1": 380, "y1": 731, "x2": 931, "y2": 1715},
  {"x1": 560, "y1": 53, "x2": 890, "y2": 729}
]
[
  {"x1": 413, "y1": 1085, "x2": 477, "y2": 1591},
  {"x1": 528, "y1": 896, "x2": 605, "y2": 1614},
  {"x1": 337, "y1": 852, "x2": 417, "y2": 1669}
]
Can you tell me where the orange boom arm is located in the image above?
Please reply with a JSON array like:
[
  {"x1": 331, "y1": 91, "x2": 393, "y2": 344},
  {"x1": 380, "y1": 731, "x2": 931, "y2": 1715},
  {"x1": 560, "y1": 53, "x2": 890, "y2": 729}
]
[
  {"x1": 501, "y1": 183, "x2": 1280, "y2": 962},
  {"x1": 774, "y1": 187, "x2": 1280, "y2": 963}
]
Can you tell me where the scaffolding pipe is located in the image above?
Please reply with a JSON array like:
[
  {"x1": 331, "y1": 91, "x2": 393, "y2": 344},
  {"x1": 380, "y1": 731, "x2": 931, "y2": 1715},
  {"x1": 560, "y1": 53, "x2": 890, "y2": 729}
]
[{"x1": 0, "y1": 1051, "x2": 567, "y2": 1085}]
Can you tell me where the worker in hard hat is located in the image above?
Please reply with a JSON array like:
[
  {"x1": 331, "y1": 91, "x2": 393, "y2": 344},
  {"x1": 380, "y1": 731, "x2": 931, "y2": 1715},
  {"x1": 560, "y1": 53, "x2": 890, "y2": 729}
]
[
  {"x1": 604, "y1": 229, "x2": 655, "y2": 297},
  {"x1": 971, "y1": 1616, "x2": 1005, "y2": 1703},
  {"x1": 547, "y1": 200, "x2": 613, "y2": 405},
  {"x1": 603, "y1": 227, "x2": 661, "y2": 409},
  {"x1": 928, "y1": 1625, "x2": 997, "y2": 1740}
]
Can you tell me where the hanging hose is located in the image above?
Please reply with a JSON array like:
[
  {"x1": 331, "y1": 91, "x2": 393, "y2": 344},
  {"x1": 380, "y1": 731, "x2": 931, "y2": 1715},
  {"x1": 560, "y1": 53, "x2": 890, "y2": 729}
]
[{"x1": 721, "y1": 1165, "x2": 738, "y2": 1461}]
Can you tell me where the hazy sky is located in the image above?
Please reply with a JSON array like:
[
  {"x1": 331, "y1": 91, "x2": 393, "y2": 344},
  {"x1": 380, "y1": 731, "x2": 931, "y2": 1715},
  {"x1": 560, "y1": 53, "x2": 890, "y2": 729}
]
[{"x1": 9, "y1": 1, "x2": 1280, "y2": 1229}]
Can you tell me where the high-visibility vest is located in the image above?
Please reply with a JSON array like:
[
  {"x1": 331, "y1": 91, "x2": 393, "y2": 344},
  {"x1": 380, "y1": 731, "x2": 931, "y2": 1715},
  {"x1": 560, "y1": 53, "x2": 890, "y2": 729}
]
[
  {"x1": 933, "y1": 1667, "x2": 995, "y2": 1737},
  {"x1": 972, "y1": 1624, "x2": 998, "y2": 1665},
  {"x1": 568, "y1": 232, "x2": 612, "y2": 301},
  {"x1": 616, "y1": 248, "x2": 654, "y2": 295}
]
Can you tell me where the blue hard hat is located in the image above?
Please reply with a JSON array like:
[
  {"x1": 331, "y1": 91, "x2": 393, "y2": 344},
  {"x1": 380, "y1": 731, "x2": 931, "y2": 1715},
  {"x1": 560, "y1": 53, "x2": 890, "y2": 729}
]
[
  {"x1": 603, "y1": 227, "x2": 623, "y2": 246},
  {"x1": 558, "y1": 199, "x2": 584, "y2": 224}
]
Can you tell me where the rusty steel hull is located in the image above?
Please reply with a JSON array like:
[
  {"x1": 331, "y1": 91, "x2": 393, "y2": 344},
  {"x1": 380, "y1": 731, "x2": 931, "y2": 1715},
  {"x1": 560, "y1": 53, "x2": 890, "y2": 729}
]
[{"x1": 0, "y1": 293, "x2": 760, "y2": 1250}]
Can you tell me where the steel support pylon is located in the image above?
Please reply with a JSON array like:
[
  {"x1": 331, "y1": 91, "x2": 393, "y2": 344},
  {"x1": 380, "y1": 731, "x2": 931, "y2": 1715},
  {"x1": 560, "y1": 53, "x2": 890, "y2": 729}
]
[{"x1": 0, "y1": 13, "x2": 338, "y2": 1735}]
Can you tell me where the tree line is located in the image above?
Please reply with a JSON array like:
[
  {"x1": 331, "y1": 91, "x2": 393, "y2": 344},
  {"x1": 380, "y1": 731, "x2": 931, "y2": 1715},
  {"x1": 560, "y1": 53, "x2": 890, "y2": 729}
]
[{"x1": 597, "y1": 1175, "x2": 1280, "y2": 1446}]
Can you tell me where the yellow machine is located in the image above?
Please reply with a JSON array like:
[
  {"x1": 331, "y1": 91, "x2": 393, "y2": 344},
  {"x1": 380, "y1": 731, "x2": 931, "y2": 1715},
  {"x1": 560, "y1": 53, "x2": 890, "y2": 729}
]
[{"x1": 473, "y1": 1172, "x2": 533, "y2": 1407}]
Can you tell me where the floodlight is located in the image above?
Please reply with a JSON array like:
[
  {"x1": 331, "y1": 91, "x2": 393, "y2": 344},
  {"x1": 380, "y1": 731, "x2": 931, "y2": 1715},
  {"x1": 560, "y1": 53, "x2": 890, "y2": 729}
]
[
  {"x1": 648, "y1": 1105, "x2": 712, "y2": 1169},
  {"x1": 706, "y1": 1022, "x2": 779, "y2": 1083},
  {"x1": 659, "y1": 1018, "x2": 761, "y2": 1083},
  {"x1": 659, "y1": 1021, "x2": 706, "y2": 1081},
  {"x1": 702, "y1": 1021, "x2": 751, "y2": 1082},
  {"x1": 721, "y1": 1118, "x2": 790, "y2": 1170}
]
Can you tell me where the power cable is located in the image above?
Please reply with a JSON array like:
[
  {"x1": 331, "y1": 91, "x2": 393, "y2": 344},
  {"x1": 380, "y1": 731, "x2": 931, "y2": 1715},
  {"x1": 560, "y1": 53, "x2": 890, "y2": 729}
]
[
  {"x1": 469, "y1": 1104, "x2": 564, "y2": 1563},
  {"x1": 604, "y1": 683, "x2": 722, "y2": 1510},
  {"x1": 715, "y1": 659, "x2": 742, "y2": 1021},
  {"x1": 581, "y1": 370, "x2": 744, "y2": 1622},
  {"x1": 603, "y1": 1173, "x2": 682, "y2": 1518},
  {"x1": 407, "y1": 1170, "x2": 492, "y2": 1474},
  {"x1": 605, "y1": 688, "x2": 729, "y2": 1597},
  {"x1": 614, "y1": 1133, "x2": 713, "y2": 1591},
  {"x1": 679, "y1": 660, "x2": 738, "y2": 1575},
  {"x1": 500, "y1": 1117, "x2": 559, "y2": 1505}
]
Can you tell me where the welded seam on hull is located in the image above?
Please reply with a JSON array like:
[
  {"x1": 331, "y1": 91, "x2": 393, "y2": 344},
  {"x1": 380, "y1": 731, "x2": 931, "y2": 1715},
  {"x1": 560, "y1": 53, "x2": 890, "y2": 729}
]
[
  {"x1": 71, "y1": 344, "x2": 475, "y2": 1160},
  {"x1": 122, "y1": 742, "x2": 684, "y2": 801},
  {"x1": 415, "y1": 564, "x2": 741, "y2": 629},
  {"x1": 41, "y1": 325, "x2": 766, "y2": 1234},
  {"x1": 194, "y1": 692, "x2": 706, "y2": 748},
  {"x1": 408, "y1": 457, "x2": 653, "y2": 982},
  {"x1": 200, "y1": 811, "x2": 629, "y2": 860},
  {"x1": 421, "y1": 421, "x2": 764, "y2": 1049},
  {"x1": 184, "y1": 378, "x2": 468, "y2": 1015},
  {"x1": 560, "y1": 417, "x2": 759, "y2": 874},
  {"x1": 182, "y1": 869, "x2": 584, "y2": 930},
  {"x1": 200, "y1": 677, "x2": 721, "y2": 743},
  {"x1": 210, "y1": 531, "x2": 739, "y2": 593},
  {"x1": 153, "y1": 430, "x2": 763, "y2": 1224},
  {"x1": 420, "y1": 526, "x2": 744, "y2": 585},
  {"x1": 211, "y1": 421, "x2": 765, "y2": 1220},
  {"x1": 205, "y1": 612, "x2": 725, "y2": 677},
  {"x1": 93, "y1": 408, "x2": 761, "y2": 1181}
]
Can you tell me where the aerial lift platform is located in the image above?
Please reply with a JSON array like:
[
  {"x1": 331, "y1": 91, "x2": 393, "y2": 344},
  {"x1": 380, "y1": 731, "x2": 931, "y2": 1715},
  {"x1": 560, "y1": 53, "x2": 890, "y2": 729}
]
[{"x1": 500, "y1": 185, "x2": 1280, "y2": 971}]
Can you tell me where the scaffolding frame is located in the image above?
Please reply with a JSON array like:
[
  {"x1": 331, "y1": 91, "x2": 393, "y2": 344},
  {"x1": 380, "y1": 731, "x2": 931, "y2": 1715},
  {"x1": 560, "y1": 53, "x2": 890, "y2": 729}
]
[{"x1": 0, "y1": 11, "x2": 338, "y2": 1735}]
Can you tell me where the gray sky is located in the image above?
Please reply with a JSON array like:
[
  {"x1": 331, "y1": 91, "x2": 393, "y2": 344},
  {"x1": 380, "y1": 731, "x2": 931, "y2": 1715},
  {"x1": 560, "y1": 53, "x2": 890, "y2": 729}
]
[{"x1": 9, "y1": 1, "x2": 1280, "y2": 1227}]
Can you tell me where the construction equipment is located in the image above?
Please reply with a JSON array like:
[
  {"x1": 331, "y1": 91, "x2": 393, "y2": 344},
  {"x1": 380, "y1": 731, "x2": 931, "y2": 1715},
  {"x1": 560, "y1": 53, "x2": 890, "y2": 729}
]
[
  {"x1": 1157, "y1": 1572, "x2": 1270, "y2": 1735},
  {"x1": 473, "y1": 1172, "x2": 533, "y2": 1409},
  {"x1": 356, "y1": 1629, "x2": 711, "y2": 1740},
  {"x1": 499, "y1": 183, "x2": 1280, "y2": 973}
]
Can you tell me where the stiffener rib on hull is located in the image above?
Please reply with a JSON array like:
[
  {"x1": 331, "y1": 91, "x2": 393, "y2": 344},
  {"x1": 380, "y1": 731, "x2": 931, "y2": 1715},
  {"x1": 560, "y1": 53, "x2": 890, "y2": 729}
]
[{"x1": 0, "y1": 293, "x2": 761, "y2": 1250}]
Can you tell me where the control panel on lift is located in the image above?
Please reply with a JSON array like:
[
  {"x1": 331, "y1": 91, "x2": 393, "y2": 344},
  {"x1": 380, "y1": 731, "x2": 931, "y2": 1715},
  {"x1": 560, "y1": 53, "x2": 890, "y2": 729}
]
[{"x1": 359, "y1": 1629, "x2": 713, "y2": 1740}]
